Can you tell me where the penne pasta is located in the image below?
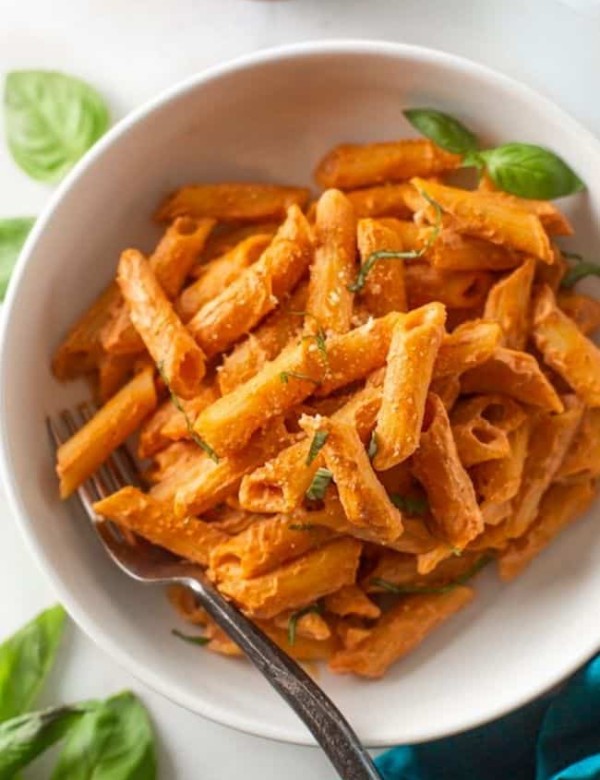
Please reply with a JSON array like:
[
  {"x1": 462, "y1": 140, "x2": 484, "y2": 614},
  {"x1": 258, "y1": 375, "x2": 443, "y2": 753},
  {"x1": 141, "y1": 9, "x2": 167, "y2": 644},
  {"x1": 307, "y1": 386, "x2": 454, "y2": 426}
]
[
  {"x1": 471, "y1": 420, "x2": 531, "y2": 506},
  {"x1": 483, "y1": 258, "x2": 536, "y2": 350},
  {"x1": 346, "y1": 183, "x2": 415, "y2": 219},
  {"x1": 412, "y1": 178, "x2": 554, "y2": 262},
  {"x1": 356, "y1": 217, "x2": 408, "y2": 316},
  {"x1": 411, "y1": 394, "x2": 484, "y2": 550},
  {"x1": 450, "y1": 395, "x2": 526, "y2": 468},
  {"x1": 557, "y1": 290, "x2": 600, "y2": 336},
  {"x1": 156, "y1": 183, "x2": 310, "y2": 223},
  {"x1": 93, "y1": 487, "x2": 226, "y2": 566},
  {"x1": 329, "y1": 586, "x2": 474, "y2": 678},
  {"x1": 306, "y1": 189, "x2": 357, "y2": 334},
  {"x1": 555, "y1": 408, "x2": 600, "y2": 482},
  {"x1": 373, "y1": 303, "x2": 446, "y2": 469},
  {"x1": 404, "y1": 262, "x2": 493, "y2": 310},
  {"x1": 117, "y1": 249, "x2": 206, "y2": 398},
  {"x1": 498, "y1": 480, "x2": 594, "y2": 580},
  {"x1": 56, "y1": 367, "x2": 157, "y2": 497},
  {"x1": 315, "y1": 139, "x2": 461, "y2": 189},
  {"x1": 433, "y1": 320, "x2": 503, "y2": 378},
  {"x1": 532, "y1": 284, "x2": 600, "y2": 407}
]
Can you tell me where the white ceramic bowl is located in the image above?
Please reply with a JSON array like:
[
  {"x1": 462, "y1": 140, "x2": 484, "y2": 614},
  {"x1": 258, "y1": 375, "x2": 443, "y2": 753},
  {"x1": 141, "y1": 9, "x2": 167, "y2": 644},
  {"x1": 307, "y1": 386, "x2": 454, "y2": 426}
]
[{"x1": 2, "y1": 40, "x2": 600, "y2": 748}]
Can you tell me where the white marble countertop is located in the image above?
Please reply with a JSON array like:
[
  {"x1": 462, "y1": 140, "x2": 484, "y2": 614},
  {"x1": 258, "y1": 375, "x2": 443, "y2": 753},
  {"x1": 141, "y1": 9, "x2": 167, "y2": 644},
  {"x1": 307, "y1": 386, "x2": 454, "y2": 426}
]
[{"x1": 1, "y1": 1, "x2": 599, "y2": 777}]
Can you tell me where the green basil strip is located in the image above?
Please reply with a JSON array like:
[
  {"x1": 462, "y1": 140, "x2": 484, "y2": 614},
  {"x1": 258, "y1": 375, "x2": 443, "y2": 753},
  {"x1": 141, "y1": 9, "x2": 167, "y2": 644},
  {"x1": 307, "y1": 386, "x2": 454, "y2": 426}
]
[
  {"x1": 306, "y1": 430, "x2": 328, "y2": 466},
  {"x1": 371, "y1": 554, "x2": 492, "y2": 596},
  {"x1": 0, "y1": 703, "x2": 94, "y2": 780},
  {"x1": 0, "y1": 218, "x2": 35, "y2": 301},
  {"x1": 404, "y1": 108, "x2": 478, "y2": 155},
  {"x1": 51, "y1": 692, "x2": 157, "y2": 780},
  {"x1": 4, "y1": 71, "x2": 110, "y2": 183},
  {"x1": 561, "y1": 261, "x2": 600, "y2": 289},
  {"x1": 0, "y1": 605, "x2": 66, "y2": 723},
  {"x1": 287, "y1": 604, "x2": 322, "y2": 646},
  {"x1": 305, "y1": 467, "x2": 333, "y2": 501},
  {"x1": 172, "y1": 629, "x2": 210, "y2": 647},
  {"x1": 389, "y1": 493, "x2": 429, "y2": 517},
  {"x1": 479, "y1": 143, "x2": 584, "y2": 199}
]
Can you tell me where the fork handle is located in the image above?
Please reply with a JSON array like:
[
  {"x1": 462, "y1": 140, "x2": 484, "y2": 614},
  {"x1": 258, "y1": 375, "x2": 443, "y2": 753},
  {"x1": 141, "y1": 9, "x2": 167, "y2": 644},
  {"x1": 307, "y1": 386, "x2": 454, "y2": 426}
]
[{"x1": 179, "y1": 567, "x2": 382, "y2": 780}]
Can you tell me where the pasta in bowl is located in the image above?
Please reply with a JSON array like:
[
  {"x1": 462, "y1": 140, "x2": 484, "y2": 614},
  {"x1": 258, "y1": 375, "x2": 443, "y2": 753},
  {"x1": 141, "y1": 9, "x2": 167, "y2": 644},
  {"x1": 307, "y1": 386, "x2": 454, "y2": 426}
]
[
  {"x1": 52, "y1": 123, "x2": 599, "y2": 678},
  {"x1": 3, "y1": 41, "x2": 600, "y2": 745}
]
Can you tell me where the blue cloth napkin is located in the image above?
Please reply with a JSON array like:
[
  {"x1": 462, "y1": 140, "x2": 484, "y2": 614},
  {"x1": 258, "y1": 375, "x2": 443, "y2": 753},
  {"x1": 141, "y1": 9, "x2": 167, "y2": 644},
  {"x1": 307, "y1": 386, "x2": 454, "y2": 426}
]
[{"x1": 375, "y1": 654, "x2": 600, "y2": 780}]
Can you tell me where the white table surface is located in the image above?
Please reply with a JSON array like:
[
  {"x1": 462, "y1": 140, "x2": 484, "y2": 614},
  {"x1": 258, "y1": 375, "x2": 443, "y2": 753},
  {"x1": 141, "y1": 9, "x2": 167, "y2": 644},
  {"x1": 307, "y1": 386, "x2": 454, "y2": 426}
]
[{"x1": 1, "y1": 1, "x2": 599, "y2": 777}]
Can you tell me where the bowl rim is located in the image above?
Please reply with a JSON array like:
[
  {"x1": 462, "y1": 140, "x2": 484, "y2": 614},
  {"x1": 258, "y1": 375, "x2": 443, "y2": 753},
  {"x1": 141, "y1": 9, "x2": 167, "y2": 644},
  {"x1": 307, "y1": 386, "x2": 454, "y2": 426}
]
[{"x1": 2, "y1": 38, "x2": 600, "y2": 748}]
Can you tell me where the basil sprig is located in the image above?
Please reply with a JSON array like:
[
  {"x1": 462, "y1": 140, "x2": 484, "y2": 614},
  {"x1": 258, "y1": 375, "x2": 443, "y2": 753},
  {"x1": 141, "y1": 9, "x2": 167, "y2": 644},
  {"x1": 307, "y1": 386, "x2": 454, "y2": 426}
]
[
  {"x1": 0, "y1": 606, "x2": 156, "y2": 779},
  {"x1": 0, "y1": 218, "x2": 34, "y2": 301},
  {"x1": 4, "y1": 71, "x2": 110, "y2": 183},
  {"x1": 560, "y1": 252, "x2": 600, "y2": 289},
  {"x1": 404, "y1": 107, "x2": 584, "y2": 199}
]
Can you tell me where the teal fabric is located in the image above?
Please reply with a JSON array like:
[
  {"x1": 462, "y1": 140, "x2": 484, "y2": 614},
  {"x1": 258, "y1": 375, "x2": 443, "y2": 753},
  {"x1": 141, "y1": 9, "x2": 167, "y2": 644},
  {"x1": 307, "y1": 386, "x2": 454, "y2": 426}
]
[{"x1": 375, "y1": 655, "x2": 600, "y2": 780}]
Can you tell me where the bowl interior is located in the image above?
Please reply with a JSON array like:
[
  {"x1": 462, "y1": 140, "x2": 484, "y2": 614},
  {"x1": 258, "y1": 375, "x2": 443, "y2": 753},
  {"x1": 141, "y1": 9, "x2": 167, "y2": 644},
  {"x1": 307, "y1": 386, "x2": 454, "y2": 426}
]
[{"x1": 3, "y1": 42, "x2": 600, "y2": 746}]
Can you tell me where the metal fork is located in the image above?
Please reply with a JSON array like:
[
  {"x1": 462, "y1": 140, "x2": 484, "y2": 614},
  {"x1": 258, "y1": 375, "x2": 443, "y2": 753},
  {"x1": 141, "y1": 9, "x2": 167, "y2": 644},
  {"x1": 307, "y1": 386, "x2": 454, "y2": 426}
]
[{"x1": 48, "y1": 405, "x2": 382, "y2": 780}]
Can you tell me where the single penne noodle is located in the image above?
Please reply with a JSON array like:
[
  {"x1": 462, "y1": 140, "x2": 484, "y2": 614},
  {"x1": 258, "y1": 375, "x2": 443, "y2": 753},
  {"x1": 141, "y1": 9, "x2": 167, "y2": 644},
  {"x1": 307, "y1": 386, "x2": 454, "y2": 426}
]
[
  {"x1": 187, "y1": 206, "x2": 313, "y2": 357},
  {"x1": 173, "y1": 419, "x2": 289, "y2": 517},
  {"x1": 258, "y1": 622, "x2": 336, "y2": 661},
  {"x1": 323, "y1": 585, "x2": 381, "y2": 619},
  {"x1": 433, "y1": 320, "x2": 502, "y2": 378},
  {"x1": 56, "y1": 367, "x2": 157, "y2": 497},
  {"x1": 156, "y1": 183, "x2": 310, "y2": 223},
  {"x1": 93, "y1": 486, "x2": 226, "y2": 566},
  {"x1": 373, "y1": 303, "x2": 446, "y2": 470},
  {"x1": 52, "y1": 282, "x2": 121, "y2": 380},
  {"x1": 429, "y1": 374, "x2": 461, "y2": 411},
  {"x1": 218, "y1": 283, "x2": 307, "y2": 395},
  {"x1": 460, "y1": 347, "x2": 564, "y2": 412},
  {"x1": 499, "y1": 479, "x2": 595, "y2": 580},
  {"x1": 404, "y1": 262, "x2": 493, "y2": 310},
  {"x1": 412, "y1": 178, "x2": 554, "y2": 263},
  {"x1": 411, "y1": 394, "x2": 484, "y2": 550},
  {"x1": 117, "y1": 249, "x2": 206, "y2": 398},
  {"x1": 315, "y1": 139, "x2": 460, "y2": 189},
  {"x1": 532, "y1": 284, "x2": 600, "y2": 407},
  {"x1": 473, "y1": 189, "x2": 573, "y2": 237},
  {"x1": 212, "y1": 537, "x2": 362, "y2": 619},
  {"x1": 557, "y1": 290, "x2": 600, "y2": 336},
  {"x1": 103, "y1": 217, "x2": 215, "y2": 356},
  {"x1": 505, "y1": 396, "x2": 584, "y2": 539},
  {"x1": 346, "y1": 183, "x2": 415, "y2": 219},
  {"x1": 302, "y1": 415, "x2": 403, "y2": 542},
  {"x1": 177, "y1": 233, "x2": 272, "y2": 322},
  {"x1": 328, "y1": 586, "x2": 474, "y2": 678},
  {"x1": 450, "y1": 394, "x2": 526, "y2": 468},
  {"x1": 356, "y1": 218, "x2": 408, "y2": 316},
  {"x1": 365, "y1": 549, "x2": 484, "y2": 593},
  {"x1": 470, "y1": 419, "x2": 531, "y2": 506},
  {"x1": 483, "y1": 258, "x2": 536, "y2": 350},
  {"x1": 306, "y1": 189, "x2": 356, "y2": 334},
  {"x1": 209, "y1": 514, "x2": 336, "y2": 578},
  {"x1": 555, "y1": 408, "x2": 600, "y2": 482}
]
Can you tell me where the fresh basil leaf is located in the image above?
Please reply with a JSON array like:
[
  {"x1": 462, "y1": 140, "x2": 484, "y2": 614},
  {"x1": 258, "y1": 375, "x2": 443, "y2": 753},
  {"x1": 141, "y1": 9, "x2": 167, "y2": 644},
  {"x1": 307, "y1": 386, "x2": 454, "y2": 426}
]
[
  {"x1": 4, "y1": 71, "x2": 110, "y2": 183},
  {"x1": 305, "y1": 467, "x2": 333, "y2": 501},
  {"x1": 0, "y1": 703, "x2": 93, "y2": 780},
  {"x1": 306, "y1": 430, "x2": 328, "y2": 466},
  {"x1": 389, "y1": 493, "x2": 429, "y2": 517},
  {"x1": 0, "y1": 605, "x2": 66, "y2": 722},
  {"x1": 171, "y1": 629, "x2": 210, "y2": 647},
  {"x1": 480, "y1": 143, "x2": 584, "y2": 199},
  {"x1": 51, "y1": 692, "x2": 156, "y2": 780},
  {"x1": 404, "y1": 108, "x2": 478, "y2": 155},
  {"x1": 0, "y1": 217, "x2": 35, "y2": 301},
  {"x1": 561, "y1": 261, "x2": 600, "y2": 289}
]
